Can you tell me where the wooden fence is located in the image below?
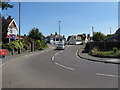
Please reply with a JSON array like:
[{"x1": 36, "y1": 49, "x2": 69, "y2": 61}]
[{"x1": 84, "y1": 41, "x2": 120, "y2": 53}]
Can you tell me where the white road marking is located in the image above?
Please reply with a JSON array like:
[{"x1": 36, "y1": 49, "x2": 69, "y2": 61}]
[
  {"x1": 55, "y1": 62, "x2": 75, "y2": 71},
  {"x1": 96, "y1": 73, "x2": 120, "y2": 78},
  {"x1": 51, "y1": 45, "x2": 75, "y2": 71},
  {"x1": 60, "y1": 51, "x2": 63, "y2": 53},
  {"x1": 55, "y1": 52, "x2": 59, "y2": 56},
  {"x1": 51, "y1": 56, "x2": 55, "y2": 62}
]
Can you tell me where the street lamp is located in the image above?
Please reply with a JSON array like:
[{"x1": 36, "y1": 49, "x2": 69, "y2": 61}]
[
  {"x1": 92, "y1": 26, "x2": 94, "y2": 36},
  {"x1": 18, "y1": 1, "x2": 21, "y2": 54},
  {"x1": 19, "y1": 1, "x2": 21, "y2": 40},
  {"x1": 59, "y1": 21, "x2": 61, "y2": 35}
]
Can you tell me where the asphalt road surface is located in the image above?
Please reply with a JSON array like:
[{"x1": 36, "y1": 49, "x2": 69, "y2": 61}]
[{"x1": 2, "y1": 45, "x2": 119, "y2": 88}]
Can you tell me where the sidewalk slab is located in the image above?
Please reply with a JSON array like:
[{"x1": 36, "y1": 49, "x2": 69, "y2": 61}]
[{"x1": 77, "y1": 48, "x2": 120, "y2": 64}]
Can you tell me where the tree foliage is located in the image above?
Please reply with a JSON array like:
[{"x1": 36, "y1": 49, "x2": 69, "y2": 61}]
[
  {"x1": 92, "y1": 32, "x2": 106, "y2": 42},
  {"x1": 55, "y1": 32, "x2": 58, "y2": 35},
  {"x1": 28, "y1": 28, "x2": 43, "y2": 41},
  {"x1": 1, "y1": 2, "x2": 13, "y2": 10}
]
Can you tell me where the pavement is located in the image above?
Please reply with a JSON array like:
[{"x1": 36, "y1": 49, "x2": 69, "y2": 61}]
[
  {"x1": 1, "y1": 44, "x2": 55, "y2": 65},
  {"x1": 77, "y1": 45, "x2": 120, "y2": 64}
]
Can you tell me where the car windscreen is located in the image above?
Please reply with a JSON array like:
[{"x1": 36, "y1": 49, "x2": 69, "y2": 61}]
[{"x1": 57, "y1": 44, "x2": 64, "y2": 46}]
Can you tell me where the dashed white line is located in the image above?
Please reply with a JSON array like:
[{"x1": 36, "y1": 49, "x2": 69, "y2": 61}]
[
  {"x1": 60, "y1": 51, "x2": 63, "y2": 53},
  {"x1": 55, "y1": 62, "x2": 74, "y2": 70},
  {"x1": 55, "y1": 52, "x2": 59, "y2": 56},
  {"x1": 51, "y1": 56, "x2": 55, "y2": 62},
  {"x1": 51, "y1": 45, "x2": 75, "y2": 71},
  {"x1": 96, "y1": 73, "x2": 120, "y2": 78}
]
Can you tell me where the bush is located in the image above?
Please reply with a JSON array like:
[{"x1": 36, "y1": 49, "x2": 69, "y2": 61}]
[
  {"x1": 36, "y1": 40, "x2": 47, "y2": 50},
  {"x1": 89, "y1": 47, "x2": 99, "y2": 55},
  {"x1": 2, "y1": 40, "x2": 24, "y2": 51}
]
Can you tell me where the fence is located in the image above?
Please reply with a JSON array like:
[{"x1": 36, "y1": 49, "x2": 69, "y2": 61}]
[{"x1": 84, "y1": 41, "x2": 120, "y2": 53}]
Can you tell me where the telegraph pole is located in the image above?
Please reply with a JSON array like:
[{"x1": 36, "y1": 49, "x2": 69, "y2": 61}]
[{"x1": 18, "y1": 1, "x2": 21, "y2": 54}]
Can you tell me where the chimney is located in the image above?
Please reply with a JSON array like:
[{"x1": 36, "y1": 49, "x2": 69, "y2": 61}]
[{"x1": 7, "y1": 15, "x2": 13, "y2": 19}]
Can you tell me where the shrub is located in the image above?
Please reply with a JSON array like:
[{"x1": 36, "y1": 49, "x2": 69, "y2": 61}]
[
  {"x1": 89, "y1": 47, "x2": 99, "y2": 55},
  {"x1": 36, "y1": 40, "x2": 47, "y2": 50},
  {"x1": 2, "y1": 40, "x2": 24, "y2": 50}
]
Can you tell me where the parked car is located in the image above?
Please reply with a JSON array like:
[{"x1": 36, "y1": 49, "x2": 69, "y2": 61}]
[{"x1": 56, "y1": 43, "x2": 65, "y2": 50}]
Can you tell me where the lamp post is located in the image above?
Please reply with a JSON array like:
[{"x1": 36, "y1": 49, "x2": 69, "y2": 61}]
[
  {"x1": 18, "y1": 1, "x2": 21, "y2": 54},
  {"x1": 19, "y1": 1, "x2": 21, "y2": 40},
  {"x1": 92, "y1": 26, "x2": 94, "y2": 36},
  {"x1": 59, "y1": 21, "x2": 61, "y2": 35}
]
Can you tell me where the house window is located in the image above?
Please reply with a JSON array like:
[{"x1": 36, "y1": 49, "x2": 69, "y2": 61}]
[
  {"x1": 56, "y1": 38, "x2": 59, "y2": 41},
  {"x1": 10, "y1": 30, "x2": 13, "y2": 34},
  {"x1": 60, "y1": 38, "x2": 62, "y2": 41},
  {"x1": 54, "y1": 38, "x2": 55, "y2": 41}
]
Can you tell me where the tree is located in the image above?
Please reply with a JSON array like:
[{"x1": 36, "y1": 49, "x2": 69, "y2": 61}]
[
  {"x1": 50, "y1": 33, "x2": 53, "y2": 36},
  {"x1": 1, "y1": 2, "x2": 13, "y2": 10},
  {"x1": 55, "y1": 32, "x2": 58, "y2": 35},
  {"x1": 105, "y1": 34, "x2": 115, "y2": 39},
  {"x1": 92, "y1": 32, "x2": 106, "y2": 42},
  {"x1": 28, "y1": 28, "x2": 43, "y2": 41}
]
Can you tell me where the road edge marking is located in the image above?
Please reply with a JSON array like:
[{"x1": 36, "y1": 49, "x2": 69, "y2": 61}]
[
  {"x1": 51, "y1": 45, "x2": 75, "y2": 71},
  {"x1": 96, "y1": 73, "x2": 120, "y2": 78}
]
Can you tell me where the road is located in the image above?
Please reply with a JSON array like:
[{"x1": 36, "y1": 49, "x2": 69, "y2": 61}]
[{"x1": 2, "y1": 45, "x2": 119, "y2": 88}]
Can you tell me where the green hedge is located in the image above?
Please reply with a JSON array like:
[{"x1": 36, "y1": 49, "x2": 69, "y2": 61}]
[{"x1": 2, "y1": 40, "x2": 24, "y2": 50}]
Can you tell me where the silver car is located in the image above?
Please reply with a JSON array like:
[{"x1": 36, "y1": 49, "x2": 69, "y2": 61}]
[{"x1": 56, "y1": 43, "x2": 65, "y2": 50}]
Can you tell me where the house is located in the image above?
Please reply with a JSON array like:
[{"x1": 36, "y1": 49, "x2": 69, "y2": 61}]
[
  {"x1": 67, "y1": 35, "x2": 82, "y2": 45},
  {"x1": 2, "y1": 16, "x2": 22, "y2": 43},
  {"x1": 104, "y1": 28, "x2": 120, "y2": 42},
  {"x1": 45, "y1": 33, "x2": 66, "y2": 45},
  {"x1": 67, "y1": 34, "x2": 90, "y2": 45}
]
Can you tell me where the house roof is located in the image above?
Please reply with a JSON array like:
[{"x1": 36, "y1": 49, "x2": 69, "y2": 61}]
[
  {"x1": 67, "y1": 35, "x2": 84, "y2": 41},
  {"x1": 104, "y1": 28, "x2": 120, "y2": 42},
  {"x1": 115, "y1": 28, "x2": 120, "y2": 35},
  {"x1": 2, "y1": 18, "x2": 13, "y2": 31},
  {"x1": 6, "y1": 35, "x2": 23, "y2": 39},
  {"x1": 46, "y1": 35, "x2": 63, "y2": 38},
  {"x1": 2, "y1": 16, "x2": 18, "y2": 31}
]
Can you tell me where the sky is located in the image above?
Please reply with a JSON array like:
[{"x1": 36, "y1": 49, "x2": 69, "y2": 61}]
[{"x1": 2, "y1": 2, "x2": 118, "y2": 38}]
